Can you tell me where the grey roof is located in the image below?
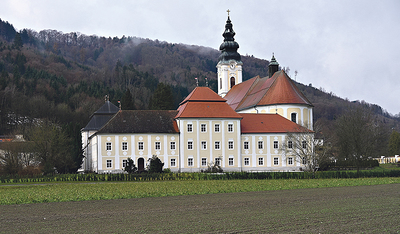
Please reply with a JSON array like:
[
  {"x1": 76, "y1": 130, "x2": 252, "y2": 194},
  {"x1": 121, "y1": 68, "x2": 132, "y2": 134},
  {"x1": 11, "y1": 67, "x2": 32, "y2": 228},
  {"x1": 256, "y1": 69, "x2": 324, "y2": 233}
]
[
  {"x1": 97, "y1": 110, "x2": 179, "y2": 134},
  {"x1": 94, "y1": 101, "x2": 120, "y2": 115},
  {"x1": 82, "y1": 115, "x2": 116, "y2": 131},
  {"x1": 82, "y1": 101, "x2": 119, "y2": 131}
]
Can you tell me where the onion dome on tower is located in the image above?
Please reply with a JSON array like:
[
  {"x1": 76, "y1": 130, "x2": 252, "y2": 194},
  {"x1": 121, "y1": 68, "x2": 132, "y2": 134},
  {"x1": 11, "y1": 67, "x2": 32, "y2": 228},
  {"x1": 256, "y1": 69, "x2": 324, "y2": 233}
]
[
  {"x1": 217, "y1": 10, "x2": 243, "y2": 97},
  {"x1": 218, "y1": 12, "x2": 241, "y2": 63}
]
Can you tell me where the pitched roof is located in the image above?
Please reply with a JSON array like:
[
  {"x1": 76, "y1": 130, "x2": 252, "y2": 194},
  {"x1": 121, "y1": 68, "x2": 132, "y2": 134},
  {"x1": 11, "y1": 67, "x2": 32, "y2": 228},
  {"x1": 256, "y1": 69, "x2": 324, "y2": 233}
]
[
  {"x1": 97, "y1": 110, "x2": 179, "y2": 134},
  {"x1": 176, "y1": 102, "x2": 242, "y2": 118},
  {"x1": 180, "y1": 87, "x2": 226, "y2": 105},
  {"x1": 224, "y1": 70, "x2": 313, "y2": 111},
  {"x1": 94, "y1": 101, "x2": 120, "y2": 115},
  {"x1": 82, "y1": 101, "x2": 120, "y2": 131},
  {"x1": 176, "y1": 87, "x2": 242, "y2": 119},
  {"x1": 240, "y1": 113, "x2": 312, "y2": 133}
]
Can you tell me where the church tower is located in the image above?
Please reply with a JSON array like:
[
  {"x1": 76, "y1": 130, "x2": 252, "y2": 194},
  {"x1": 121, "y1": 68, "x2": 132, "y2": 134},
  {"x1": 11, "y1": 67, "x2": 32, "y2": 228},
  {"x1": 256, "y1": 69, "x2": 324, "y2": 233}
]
[
  {"x1": 268, "y1": 53, "x2": 279, "y2": 77},
  {"x1": 217, "y1": 10, "x2": 243, "y2": 97}
]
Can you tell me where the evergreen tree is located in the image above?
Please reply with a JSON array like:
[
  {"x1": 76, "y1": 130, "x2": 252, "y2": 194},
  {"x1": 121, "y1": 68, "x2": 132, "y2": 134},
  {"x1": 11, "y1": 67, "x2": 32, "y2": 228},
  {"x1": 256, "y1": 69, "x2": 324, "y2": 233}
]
[
  {"x1": 147, "y1": 155, "x2": 164, "y2": 173},
  {"x1": 13, "y1": 32, "x2": 23, "y2": 49},
  {"x1": 121, "y1": 89, "x2": 135, "y2": 110},
  {"x1": 124, "y1": 157, "x2": 137, "y2": 174},
  {"x1": 388, "y1": 130, "x2": 400, "y2": 156},
  {"x1": 148, "y1": 83, "x2": 174, "y2": 110},
  {"x1": 62, "y1": 122, "x2": 84, "y2": 173}
]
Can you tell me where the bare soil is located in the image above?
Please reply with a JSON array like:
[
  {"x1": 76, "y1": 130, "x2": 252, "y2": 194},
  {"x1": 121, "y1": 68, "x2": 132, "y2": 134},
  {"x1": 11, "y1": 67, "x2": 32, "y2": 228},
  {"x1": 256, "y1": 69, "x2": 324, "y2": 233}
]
[{"x1": 1, "y1": 184, "x2": 399, "y2": 233}]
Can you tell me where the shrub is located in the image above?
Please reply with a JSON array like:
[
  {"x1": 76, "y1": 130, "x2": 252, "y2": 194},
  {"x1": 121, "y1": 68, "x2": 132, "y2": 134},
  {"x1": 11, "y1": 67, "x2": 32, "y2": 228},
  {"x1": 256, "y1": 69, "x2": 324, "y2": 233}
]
[
  {"x1": 147, "y1": 155, "x2": 164, "y2": 173},
  {"x1": 203, "y1": 161, "x2": 223, "y2": 173},
  {"x1": 124, "y1": 158, "x2": 137, "y2": 174}
]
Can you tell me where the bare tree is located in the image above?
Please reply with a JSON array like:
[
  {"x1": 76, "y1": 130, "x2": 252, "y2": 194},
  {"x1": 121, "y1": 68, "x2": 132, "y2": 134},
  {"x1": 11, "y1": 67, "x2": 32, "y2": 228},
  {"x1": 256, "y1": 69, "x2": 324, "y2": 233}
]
[
  {"x1": 335, "y1": 107, "x2": 385, "y2": 172},
  {"x1": 27, "y1": 120, "x2": 74, "y2": 174},
  {"x1": 0, "y1": 136, "x2": 37, "y2": 174},
  {"x1": 281, "y1": 122, "x2": 331, "y2": 176}
]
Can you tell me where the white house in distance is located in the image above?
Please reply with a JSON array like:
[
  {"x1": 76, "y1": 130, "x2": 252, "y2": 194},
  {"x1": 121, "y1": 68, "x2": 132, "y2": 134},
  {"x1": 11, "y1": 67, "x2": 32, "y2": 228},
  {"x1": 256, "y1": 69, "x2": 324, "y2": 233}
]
[{"x1": 80, "y1": 14, "x2": 314, "y2": 173}]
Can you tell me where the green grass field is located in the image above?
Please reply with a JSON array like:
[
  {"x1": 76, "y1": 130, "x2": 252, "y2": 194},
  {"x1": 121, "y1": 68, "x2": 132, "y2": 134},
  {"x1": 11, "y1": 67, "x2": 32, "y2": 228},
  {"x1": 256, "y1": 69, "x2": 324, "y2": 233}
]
[{"x1": 1, "y1": 177, "x2": 400, "y2": 205}]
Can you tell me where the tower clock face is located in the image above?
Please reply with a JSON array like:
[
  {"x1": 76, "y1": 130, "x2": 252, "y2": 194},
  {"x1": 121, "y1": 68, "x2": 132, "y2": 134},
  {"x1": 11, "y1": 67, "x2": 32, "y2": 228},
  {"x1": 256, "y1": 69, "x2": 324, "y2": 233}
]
[{"x1": 230, "y1": 62, "x2": 235, "y2": 70}]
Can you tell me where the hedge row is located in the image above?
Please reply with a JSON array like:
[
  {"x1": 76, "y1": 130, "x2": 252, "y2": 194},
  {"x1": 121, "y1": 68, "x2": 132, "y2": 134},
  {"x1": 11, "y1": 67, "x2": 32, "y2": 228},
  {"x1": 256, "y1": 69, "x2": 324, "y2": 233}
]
[{"x1": 1, "y1": 170, "x2": 400, "y2": 184}]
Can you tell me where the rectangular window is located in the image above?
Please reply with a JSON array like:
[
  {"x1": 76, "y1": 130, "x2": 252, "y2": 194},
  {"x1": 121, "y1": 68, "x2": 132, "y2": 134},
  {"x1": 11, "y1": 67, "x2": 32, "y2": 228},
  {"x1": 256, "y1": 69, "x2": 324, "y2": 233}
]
[
  {"x1": 228, "y1": 124, "x2": 233, "y2": 132},
  {"x1": 302, "y1": 141, "x2": 307, "y2": 149},
  {"x1": 228, "y1": 141, "x2": 234, "y2": 150},
  {"x1": 202, "y1": 158, "x2": 207, "y2": 166},
  {"x1": 201, "y1": 124, "x2": 207, "y2": 132},
  {"x1": 106, "y1": 159, "x2": 112, "y2": 168},
  {"x1": 188, "y1": 158, "x2": 193, "y2": 167},
  {"x1": 258, "y1": 157, "x2": 264, "y2": 166},
  {"x1": 214, "y1": 124, "x2": 220, "y2": 133},
  {"x1": 244, "y1": 141, "x2": 249, "y2": 150},
  {"x1": 187, "y1": 141, "x2": 193, "y2": 150},
  {"x1": 187, "y1": 123, "x2": 193, "y2": 132},
  {"x1": 244, "y1": 157, "x2": 250, "y2": 166},
  {"x1": 288, "y1": 141, "x2": 293, "y2": 149},
  {"x1": 170, "y1": 158, "x2": 176, "y2": 167},
  {"x1": 258, "y1": 141, "x2": 263, "y2": 149},
  {"x1": 302, "y1": 157, "x2": 307, "y2": 165},
  {"x1": 122, "y1": 159, "x2": 127, "y2": 168},
  {"x1": 274, "y1": 157, "x2": 279, "y2": 165},
  {"x1": 201, "y1": 141, "x2": 207, "y2": 150},
  {"x1": 122, "y1": 142, "x2": 128, "y2": 151},
  {"x1": 274, "y1": 141, "x2": 279, "y2": 149},
  {"x1": 155, "y1": 142, "x2": 161, "y2": 150},
  {"x1": 138, "y1": 142, "x2": 144, "y2": 150},
  {"x1": 215, "y1": 158, "x2": 221, "y2": 166},
  {"x1": 215, "y1": 141, "x2": 220, "y2": 150},
  {"x1": 229, "y1": 158, "x2": 234, "y2": 166},
  {"x1": 170, "y1": 141, "x2": 176, "y2": 150},
  {"x1": 291, "y1": 113, "x2": 297, "y2": 123},
  {"x1": 106, "y1": 142, "x2": 112, "y2": 151},
  {"x1": 288, "y1": 157, "x2": 293, "y2": 165}
]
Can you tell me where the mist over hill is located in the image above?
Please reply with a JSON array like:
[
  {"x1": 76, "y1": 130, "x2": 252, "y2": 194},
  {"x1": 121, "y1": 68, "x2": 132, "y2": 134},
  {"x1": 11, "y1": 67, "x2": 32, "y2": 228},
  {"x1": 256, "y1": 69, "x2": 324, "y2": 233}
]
[{"x1": 0, "y1": 18, "x2": 399, "y2": 141}]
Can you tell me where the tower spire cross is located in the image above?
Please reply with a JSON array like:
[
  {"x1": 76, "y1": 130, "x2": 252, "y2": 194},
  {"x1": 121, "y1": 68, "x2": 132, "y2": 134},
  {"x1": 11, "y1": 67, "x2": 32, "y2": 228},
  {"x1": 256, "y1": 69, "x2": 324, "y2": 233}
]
[{"x1": 227, "y1": 9, "x2": 230, "y2": 16}]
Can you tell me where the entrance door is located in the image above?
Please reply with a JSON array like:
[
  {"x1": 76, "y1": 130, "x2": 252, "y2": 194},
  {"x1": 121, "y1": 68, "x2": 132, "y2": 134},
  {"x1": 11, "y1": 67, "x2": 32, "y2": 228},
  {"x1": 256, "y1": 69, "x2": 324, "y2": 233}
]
[{"x1": 138, "y1": 158, "x2": 145, "y2": 172}]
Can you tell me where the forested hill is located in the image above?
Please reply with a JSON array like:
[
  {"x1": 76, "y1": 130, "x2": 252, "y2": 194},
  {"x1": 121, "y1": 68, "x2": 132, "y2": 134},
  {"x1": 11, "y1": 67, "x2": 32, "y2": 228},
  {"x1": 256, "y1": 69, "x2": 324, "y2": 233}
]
[{"x1": 0, "y1": 18, "x2": 399, "y2": 137}]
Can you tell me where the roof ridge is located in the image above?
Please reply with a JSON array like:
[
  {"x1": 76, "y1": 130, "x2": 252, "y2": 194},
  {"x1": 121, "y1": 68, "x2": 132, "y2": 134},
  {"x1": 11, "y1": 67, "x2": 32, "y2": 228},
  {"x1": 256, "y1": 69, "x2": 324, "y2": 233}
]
[
  {"x1": 286, "y1": 76, "x2": 313, "y2": 106},
  {"x1": 235, "y1": 76, "x2": 261, "y2": 110},
  {"x1": 90, "y1": 110, "x2": 120, "y2": 139},
  {"x1": 180, "y1": 87, "x2": 226, "y2": 105}
]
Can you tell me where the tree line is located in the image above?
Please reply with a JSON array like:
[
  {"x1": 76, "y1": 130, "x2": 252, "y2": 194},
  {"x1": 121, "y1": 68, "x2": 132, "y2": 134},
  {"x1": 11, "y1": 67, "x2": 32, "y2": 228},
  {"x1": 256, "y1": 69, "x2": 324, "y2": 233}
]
[{"x1": 0, "y1": 18, "x2": 399, "y2": 175}]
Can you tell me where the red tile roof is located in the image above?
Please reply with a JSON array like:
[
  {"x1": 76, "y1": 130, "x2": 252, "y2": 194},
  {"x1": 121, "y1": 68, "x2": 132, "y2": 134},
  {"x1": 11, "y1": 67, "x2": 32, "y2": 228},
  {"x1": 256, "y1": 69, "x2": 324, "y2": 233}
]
[
  {"x1": 180, "y1": 87, "x2": 226, "y2": 105},
  {"x1": 176, "y1": 102, "x2": 242, "y2": 118},
  {"x1": 224, "y1": 76, "x2": 260, "y2": 110},
  {"x1": 258, "y1": 71, "x2": 312, "y2": 106},
  {"x1": 224, "y1": 70, "x2": 313, "y2": 111},
  {"x1": 240, "y1": 113, "x2": 312, "y2": 133},
  {"x1": 176, "y1": 87, "x2": 242, "y2": 119}
]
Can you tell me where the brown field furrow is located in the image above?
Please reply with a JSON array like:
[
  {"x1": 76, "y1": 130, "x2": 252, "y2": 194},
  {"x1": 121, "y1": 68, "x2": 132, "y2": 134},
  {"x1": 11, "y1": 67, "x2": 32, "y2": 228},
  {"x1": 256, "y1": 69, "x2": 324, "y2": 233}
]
[{"x1": 1, "y1": 183, "x2": 399, "y2": 233}]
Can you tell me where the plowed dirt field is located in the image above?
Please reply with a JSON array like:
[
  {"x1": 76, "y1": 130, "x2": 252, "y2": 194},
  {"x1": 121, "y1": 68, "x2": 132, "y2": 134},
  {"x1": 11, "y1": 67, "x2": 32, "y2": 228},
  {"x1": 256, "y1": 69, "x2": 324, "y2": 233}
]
[{"x1": 1, "y1": 183, "x2": 399, "y2": 233}]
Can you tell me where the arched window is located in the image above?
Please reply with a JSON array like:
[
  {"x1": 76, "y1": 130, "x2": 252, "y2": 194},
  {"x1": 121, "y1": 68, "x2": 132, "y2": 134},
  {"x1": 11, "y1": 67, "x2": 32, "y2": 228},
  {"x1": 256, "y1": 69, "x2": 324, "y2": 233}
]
[
  {"x1": 220, "y1": 78, "x2": 222, "y2": 89},
  {"x1": 230, "y1": 77, "x2": 235, "y2": 88},
  {"x1": 291, "y1": 113, "x2": 297, "y2": 123}
]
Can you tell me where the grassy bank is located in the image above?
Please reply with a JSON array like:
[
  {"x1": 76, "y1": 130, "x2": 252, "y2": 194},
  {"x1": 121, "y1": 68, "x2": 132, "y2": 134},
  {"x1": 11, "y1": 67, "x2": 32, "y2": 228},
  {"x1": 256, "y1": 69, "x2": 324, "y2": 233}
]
[
  {"x1": 2, "y1": 168, "x2": 400, "y2": 184},
  {"x1": 1, "y1": 177, "x2": 400, "y2": 205}
]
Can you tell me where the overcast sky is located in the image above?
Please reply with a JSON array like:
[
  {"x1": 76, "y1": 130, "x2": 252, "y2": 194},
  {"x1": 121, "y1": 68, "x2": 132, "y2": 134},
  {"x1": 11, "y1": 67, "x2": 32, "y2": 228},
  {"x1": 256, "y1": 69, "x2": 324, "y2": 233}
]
[{"x1": 1, "y1": 0, "x2": 400, "y2": 114}]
